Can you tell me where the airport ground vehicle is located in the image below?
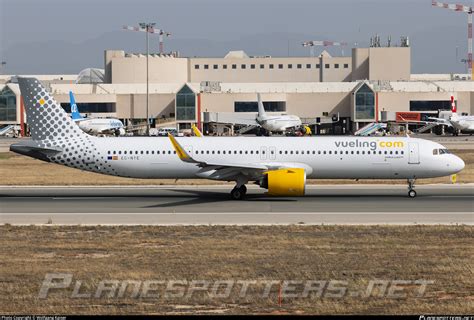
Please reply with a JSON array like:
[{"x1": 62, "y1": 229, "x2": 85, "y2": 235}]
[{"x1": 155, "y1": 127, "x2": 178, "y2": 136}]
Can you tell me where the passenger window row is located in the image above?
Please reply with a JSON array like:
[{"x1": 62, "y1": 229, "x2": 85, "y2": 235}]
[
  {"x1": 278, "y1": 150, "x2": 404, "y2": 155},
  {"x1": 107, "y1": 149, "x2": 404, "y2": 156},
  {"x1": 108, "y1": 150, "x2": 176, "y2": 155}
]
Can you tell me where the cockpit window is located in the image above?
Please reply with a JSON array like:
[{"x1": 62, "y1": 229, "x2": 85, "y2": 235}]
[{"x1": 434, "y1": 149, "x2": 450, "y2": 155}]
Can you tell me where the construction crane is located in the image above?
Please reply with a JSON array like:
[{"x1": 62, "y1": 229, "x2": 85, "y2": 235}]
[
  {"x1": 432, "y1": 0, "x2": 473, "y2": 78},
  {"x1": 157, "y1": 30, "x2": 172, "y2": 54},
  {"x1": 302, "y1": 40, "x2": 348, "y2": 57},
  {"x1": 122, "y1": 25, "x2": 171, "y2": 54}
]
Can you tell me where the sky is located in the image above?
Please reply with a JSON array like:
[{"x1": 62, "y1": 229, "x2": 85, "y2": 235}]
[{"x1": 0, "y1": 0, "x2": 471, "y2": 74}]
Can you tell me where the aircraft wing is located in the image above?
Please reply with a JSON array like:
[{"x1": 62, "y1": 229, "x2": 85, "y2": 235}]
[
  {"x1": 426, "y1": 117, "x2": 452, "y2": 127},
  {"x1": 168, "y1": 134, "x2": 278, "y2": 180},
  {"x1": 230, "y1": 118, "x2": 259, "y2": 126},
  {"x1": 92, "y1": 127, "x2": 115, "y2": 134},
  {"x1": 123, "y1": 123, "x2": 146, "y2": 132}
]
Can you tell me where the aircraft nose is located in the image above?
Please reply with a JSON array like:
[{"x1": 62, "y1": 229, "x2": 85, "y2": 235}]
[{"x1": 451, "y1": 155, "x2": 465, "y2": 173}]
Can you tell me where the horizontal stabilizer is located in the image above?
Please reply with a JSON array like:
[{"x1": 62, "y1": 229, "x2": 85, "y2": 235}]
[{"x1": 10, "y1": 142, "x2": 62, "y2": 162}]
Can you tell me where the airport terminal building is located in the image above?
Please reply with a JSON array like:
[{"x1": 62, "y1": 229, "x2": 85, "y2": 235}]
[{"x1": 1, "y1": 45, "x2": 473, "y2": 135}]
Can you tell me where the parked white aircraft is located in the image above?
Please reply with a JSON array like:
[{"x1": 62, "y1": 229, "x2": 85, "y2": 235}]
[
  {"x1": 429, "y1": 96, "x2": 474, "y2": 135},
  {"x1": 69, "y1": 91, "x2": 125, "y2": 136},
  {"x1": 255, "y1": 94, "x2": 303, "y2": 135},
  {"x1": 11, "y1": 78, "x2": 464, "y2": 199}
]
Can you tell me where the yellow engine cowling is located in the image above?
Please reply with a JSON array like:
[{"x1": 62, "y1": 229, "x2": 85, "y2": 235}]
[{"x1": 264, "y1": 168, "x2": 306, "y2": 196}]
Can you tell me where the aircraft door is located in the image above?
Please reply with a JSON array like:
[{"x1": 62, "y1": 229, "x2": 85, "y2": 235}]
[
  {"x1": 408, "y1": 142, "x2": 420, "y2": 164},
  {"x1": 269, "y1": 146, "x2": 276, "y2": 160},
  {"x1": 260, "y1": 146, "x2": 267, "y2": 160}
]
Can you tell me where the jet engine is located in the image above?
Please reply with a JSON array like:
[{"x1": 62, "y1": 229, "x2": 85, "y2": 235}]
[
  {"x1": 115, "y1": 128, "x2": 126, "y2": 136},
  {"x1": 260, "y1": 168, "x2": 306, "y2": 196}
]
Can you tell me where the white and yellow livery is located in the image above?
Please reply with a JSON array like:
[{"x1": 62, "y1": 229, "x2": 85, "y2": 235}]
[{"x1": 11, "y1": 77, "x2": 465, "y2": 200}]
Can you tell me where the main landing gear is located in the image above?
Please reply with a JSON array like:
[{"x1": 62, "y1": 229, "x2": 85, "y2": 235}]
[
  {"x1": 407, "y1": 179, "x2": 417, "y2": 198},
  {"x1": 230, "y1": 184, "x2": 247, "y2": 200}
]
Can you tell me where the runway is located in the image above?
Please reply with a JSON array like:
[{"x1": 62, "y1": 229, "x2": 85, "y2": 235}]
[{"x1": 1, "y1": 185, "x2": 472, "y2": 225}]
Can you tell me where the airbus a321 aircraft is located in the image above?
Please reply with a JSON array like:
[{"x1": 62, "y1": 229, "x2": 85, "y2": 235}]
[
  {"x1": 69, "y1": 91, "x2": 126, "y2": 136},
  {"x1": 11, "y1": 78, "x2": 464, "y2": 199}
]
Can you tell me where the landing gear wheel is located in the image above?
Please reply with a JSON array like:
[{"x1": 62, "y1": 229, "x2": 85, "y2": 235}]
[
  {"x1": 230, "y1": 187, "x2": 244, "y2": 200},
  {"x1": 408, "y1": 189, "x2": 417, "y2": 198},
  {"x1": 239, "y1": 185, "x2": 247, "y2": 195},
  {"x1": 407, "y1": 179, "x2": 417, "y2": 198}
]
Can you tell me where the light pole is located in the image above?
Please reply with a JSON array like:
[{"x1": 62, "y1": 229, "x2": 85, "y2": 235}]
[{"x1": 139, "y1": 22, "x2": 155, "y2": 136}]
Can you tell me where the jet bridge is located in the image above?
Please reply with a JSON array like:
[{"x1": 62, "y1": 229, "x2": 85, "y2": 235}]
[{"x1": 203, "y1": 112, "x2": 257, "y2": 126}]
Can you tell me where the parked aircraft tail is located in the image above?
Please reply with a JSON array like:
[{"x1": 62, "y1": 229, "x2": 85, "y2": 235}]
[
  {"x1": 449, "y1": 95, "x2": 458, "y2": 113},
  {"x1": 257, "y1": 93, "x2": 266, "y2": 118},
  {"x1": 69, "y1": 91, "x2": 84, "y2": 121}
]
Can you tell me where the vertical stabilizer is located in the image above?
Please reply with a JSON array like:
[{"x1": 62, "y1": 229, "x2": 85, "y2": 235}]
[
  {"x1": 17, "y1": 77, "x2": 86, "y2": 141},
  {"x1": 257, "y1": 93, "x2": 266, "y2": 118},
  {"x1": 69, "y1": 91, "x2": 84, "y2": 121},
  {"x1": 450, "y1": 95, "x2": 457, "y2": 113}
]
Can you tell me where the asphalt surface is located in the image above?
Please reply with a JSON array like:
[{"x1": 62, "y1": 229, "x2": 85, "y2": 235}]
[{"x1": 1, "y1": 185, "x2": 472, "y2": 225}]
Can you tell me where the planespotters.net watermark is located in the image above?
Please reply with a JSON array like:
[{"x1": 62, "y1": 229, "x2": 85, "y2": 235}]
[
  {"x1": 38, "y1": 273, "x2": 434, "y2": 300},
  {"x1": 1, "y1": 317, "x2": 67, "y2": 320}
]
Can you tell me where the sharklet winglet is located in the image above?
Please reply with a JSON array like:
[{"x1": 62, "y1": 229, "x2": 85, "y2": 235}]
[
  {"x1": 191, "y1": 124, "x2": 203, "y2": 137},
  {"x1": 168, "y1": 133, "x2": 198, "y2": 163}
]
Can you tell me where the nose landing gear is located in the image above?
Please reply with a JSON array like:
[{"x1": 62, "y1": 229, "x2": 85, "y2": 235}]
[{"x1": 407, "y1": 179, "x2": 417, "y2": 198}]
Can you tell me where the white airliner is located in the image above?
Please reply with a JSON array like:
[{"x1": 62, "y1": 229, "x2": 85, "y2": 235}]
[
  {"x1": 69, "y1": 91, "x2": 126, "y2": 136},
  {"x1": 11, "y1": 77, "x2": 464, "y2": 199},
  {"x1": 255, "y1": 94, "x2": 303, "y2": 135},
  {"x1": 429, "y1": 96, "x2": 474, "y2": 135}
]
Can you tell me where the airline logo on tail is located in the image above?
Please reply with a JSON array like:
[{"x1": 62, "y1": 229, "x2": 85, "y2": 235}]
[
  {"x1": 69, "y1": 91, "x2": 84, "y2": 121},
  {"x1": 451, "y1": 95, "x2": 456, "y2": 113}
]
